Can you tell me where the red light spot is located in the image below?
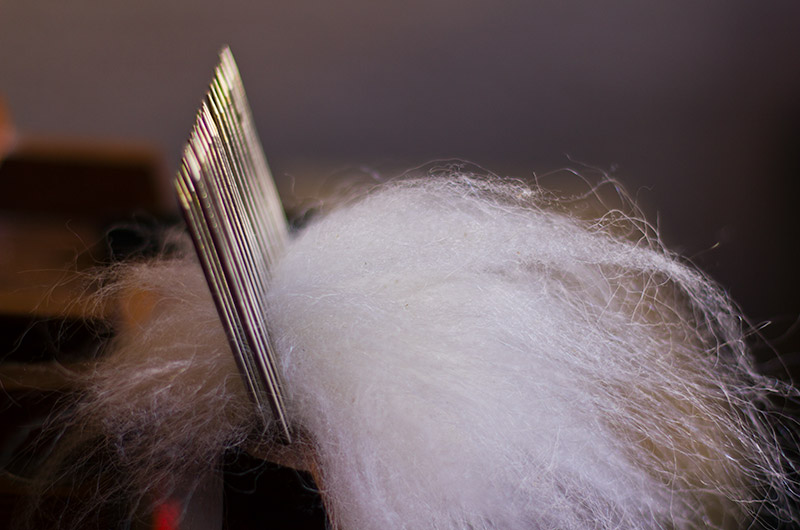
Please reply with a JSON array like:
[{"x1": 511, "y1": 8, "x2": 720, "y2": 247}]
[{"x1": 153, "y1": 498, "x2": 181, "y2": 530}]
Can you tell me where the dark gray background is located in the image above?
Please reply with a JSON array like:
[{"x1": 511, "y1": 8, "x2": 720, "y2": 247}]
[{"x1": 2, "y1": 0, "x2": 799, "y2": 365}]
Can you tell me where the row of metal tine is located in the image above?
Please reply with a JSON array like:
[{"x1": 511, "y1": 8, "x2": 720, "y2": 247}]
[{"x1": 175, "y1": 47, "x2": 292, "y2": 443}]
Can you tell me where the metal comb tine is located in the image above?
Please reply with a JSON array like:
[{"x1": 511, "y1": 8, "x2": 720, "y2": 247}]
[
  {"x1": 203, "y1": 83, "x2": 284, "y2": 304},
  {"x1": 177, "y1": 154, "x2": 264, "y2": 402},
  {"x1": 191, "y1": 134, "x2": 280, "y2": 390},
  {"x1": 193, "y1": 125, "x2": 280, "y2": 375},
  {"x1": 193, "y1": 106, "x2": 273, "y2": 322},
  {"x1": 190, "y1": 115, "x2": 271, "y2": 350},
  {"x1": 200, "y1": 103, "x2": 288, "y2": 376},
  {"x1": 217, "y1": 51, "x2": 287, "y2": 243},
  {"x1": 193, "y1": 109, "x2": 264, "y2": 281},
  {"x1": 175, "y1": 47, "x2": 292, "y2": 442},
  {"x1": 206, "y1": 75, "x2": 285, "y2": 269},
  {"x1": 189, "y1": 115, "x2": 287, "y2": 405},
  {"x1": 182, "y1": 136, "x2": 290, "y2": 438},
  {"x1": 176, "y1": 175, "x2": 263, "y2": 409},
  {"x1": 208, "y1": 60, "x2": 274, "y2": 228},
  {"x1": 203, "y1": 90, "x2": 281, "y2": 273}
]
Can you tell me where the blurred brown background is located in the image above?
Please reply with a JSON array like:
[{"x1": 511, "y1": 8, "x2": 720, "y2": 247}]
[{"x1": 1, "y1": 0, "x2": 799, "y2": 358}]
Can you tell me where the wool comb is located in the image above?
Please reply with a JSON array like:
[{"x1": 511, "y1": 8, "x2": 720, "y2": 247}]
[{"x1": 174, "y1": 47, "x2": 292, "y2": 443}]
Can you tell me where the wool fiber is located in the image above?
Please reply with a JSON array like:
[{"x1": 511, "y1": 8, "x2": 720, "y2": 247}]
[{"x1": 35, "y1": 173, "x2": 798, "y2": 529}]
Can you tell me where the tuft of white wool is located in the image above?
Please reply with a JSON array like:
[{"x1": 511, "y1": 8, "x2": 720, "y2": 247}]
[
  {"x1": 266, "y1": 176, "x2": 795, "y2": 529},
  {"x1": 84, "y1": 259, "x2": 253, "y2": 486},
  {"x1": 50, "y1": 174, "x2": 796, "y2": 529}
]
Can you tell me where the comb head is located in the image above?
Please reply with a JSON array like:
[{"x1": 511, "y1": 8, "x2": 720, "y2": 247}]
[{"x1": 175, "y1": 47, "x2": 292, "y2": 442}]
